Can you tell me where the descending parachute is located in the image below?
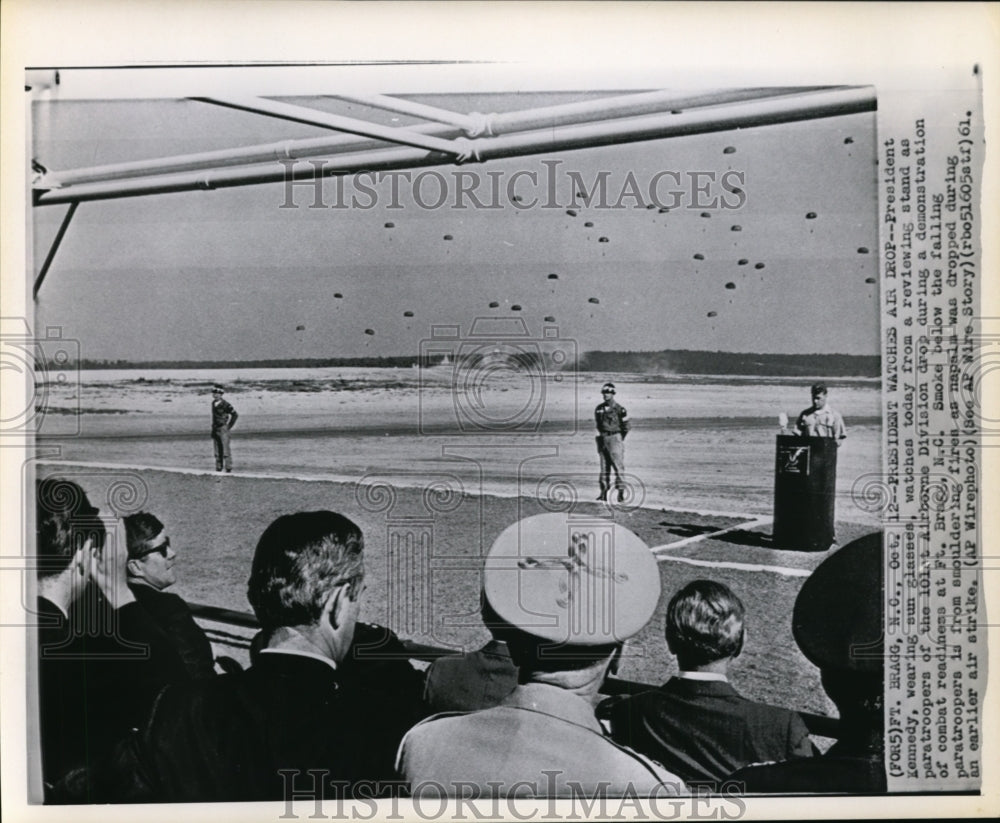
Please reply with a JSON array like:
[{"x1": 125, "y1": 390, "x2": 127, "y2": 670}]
[
  {"x1": 443, "y1": 234, "x2": 453, "y2": 241},
  {"x1": 731, "y1": 225, "x2": 742, "y2": 232},
  {"x1": 858, "y1": 246, "x2": 870, "y2": 254},
  {"x1": 693, "y1": 254, "x2": 705, "y2": 261},
  {"x1": 723, "y1": 146, "x2": 736, "y2": 154},
  {"x1": 295, "y1": 324, "x2": 306, "y2": 331},
  {"x1": 364, "y1": 328, "x2": 375, "y2": 336},
  {"x1": 725, "y1": 282, "x2": 736, "y2": 290},
  {"x1": 489, "y1": 301, "x2": 500, "y2": 308},
  {"x1": 588, "y1": 297, "x2": 600, "y2": 305},
  {"x1": 584, "y1": 221, "x2": 594, "y2": 227},
  {"x1": 707, "y1": 311, "x2": 718, "y2": 317},
  {"x1": 403, "y1": 311, "x2": 414, "y2": 317},
  {"x1": 598, "y1": 237, "x2": 609, "y2": 243},
  {"x1": 511, "y1": 304, "x2": 522, "y2": 311},
  {"x1": 384, "y1": 222, "x2": 395, "y2": 228},
  {"x1": 865, "y1": 277, "x2": 877, "y2": 284},
  {"x1": 805, "y1": 212, "x2": 817, "y2": 220},
  {"x1": 755, "y1": 263, "x2": 765, "y2": 270},
  {"x1": 547, "y1": 273, "x2": 559, "y2": 280},
  {"x1": 700, "y1": 212, "x2": 711, "y2": 218},
  {"x1": 544, "y1": 315, "x2": 555, "y2": 322},
  {"x1": 738, "y1": 259, "x2": 748, "y2": 265},
  {"x1": 334, "y1": 292, "x2": 343, "y2": 299},
  {"x1": 566, "y1": 209, "x2": 578, "y2": 217}
]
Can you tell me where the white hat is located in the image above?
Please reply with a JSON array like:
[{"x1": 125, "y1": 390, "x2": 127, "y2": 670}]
[{"x1": 483, "y1": 513, "x2": 660, "y2": 645}]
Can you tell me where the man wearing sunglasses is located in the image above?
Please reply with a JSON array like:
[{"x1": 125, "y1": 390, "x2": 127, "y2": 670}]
[{"x1": 125, "y1": 512, "x2": 216, "y2": 680}]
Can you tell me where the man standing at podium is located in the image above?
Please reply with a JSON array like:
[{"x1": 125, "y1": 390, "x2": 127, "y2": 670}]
[{"x1": 795, "y1": 383, "x2": 846, "y2": 445}]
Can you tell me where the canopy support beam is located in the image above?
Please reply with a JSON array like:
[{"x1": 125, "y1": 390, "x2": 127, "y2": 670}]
[{"x1": 33, "y1": 200, "x2": 78, "y2": 299}]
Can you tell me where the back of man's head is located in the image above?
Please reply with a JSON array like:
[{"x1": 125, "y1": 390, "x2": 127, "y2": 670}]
[
  {"x1": 665, "y1": 579, "x2": 745, "y2": 667},
  {"x1": 36, "y1": 477, "x2": 106, "y2": 581},
  {"x1": 247, "y1": 511, "x2": 364, "y2": 631}
]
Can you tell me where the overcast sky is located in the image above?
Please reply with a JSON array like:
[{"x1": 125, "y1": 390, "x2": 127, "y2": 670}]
[{"x1": 32, "y1": 86, "x2": 879, "y2": 362}]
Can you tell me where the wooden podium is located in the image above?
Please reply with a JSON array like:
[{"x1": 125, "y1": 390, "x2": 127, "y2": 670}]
[{"x1": 773, "y1": 435, "x2": 838, "y2": 551}]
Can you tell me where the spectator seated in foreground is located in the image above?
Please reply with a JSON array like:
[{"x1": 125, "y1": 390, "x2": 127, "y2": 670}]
[{"x1": 601, "y1": 579, "x2": 815, "y2": 786}]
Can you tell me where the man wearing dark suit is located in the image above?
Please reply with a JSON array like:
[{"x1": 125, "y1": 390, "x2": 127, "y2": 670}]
[
  {"x1": 603, "y1": 579, "x2": 814, "y2": 786},
  {"x1": 76, "y1": 510, "x2": 420, "y2": 803},
  {"x1": 124, "y1": 512, "x2": 216, "y2": 680},
  {"x1": 422, "y1": 602, "x2": 518, "y2": 713},
  {"x1": 34, "y1": 478, "x2": 187, "y2": 801}
]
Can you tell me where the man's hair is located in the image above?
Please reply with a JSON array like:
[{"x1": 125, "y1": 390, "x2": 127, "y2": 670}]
[
  {"x1": 36, "y1": 477, "x2": 106, "y2": 580},
  {"x1": 811, "y1": 382, "x2": 828, "y2": 396},
  {"x1": 124, "y1": 511, "x2": 165, "y2": 558},
  {"x1": 247, "y1": 511, "x2": 364, "y2": 630},
  {"x1": 665, "y1": 580, "x2": 745, "y2": 665}
]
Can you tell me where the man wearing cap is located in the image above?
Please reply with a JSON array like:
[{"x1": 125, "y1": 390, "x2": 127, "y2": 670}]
[
  {"x1": 595, "y1": 382, "x2": 630, "y2": 501},
  {"x1": 602, "y1": 580, "x2": 814, "y2": 785},
  {"x1": 729, "y1": 532, "x2": 886, "y2": 793},
  {"x1": 794, "y1": 383, "x2": 846, "y2": 445},
  {"x1": 397, "y1": 513, "x2": 684, "y2": 798},
  {"x1": 125, "y1": 512, "x2": 216, "y2": 680},
  {"x1": 210, "y1": 385, "x2": 238, "y2": 472}
]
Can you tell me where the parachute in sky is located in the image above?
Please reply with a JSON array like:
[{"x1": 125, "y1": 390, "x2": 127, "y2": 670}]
[
  {"x1": 725, "y1": 282, "x2": 736, "y2": 290},
  {"x1": 403, "y1": 311, "x2": 414, "y2": 317},
  {"x1": 693, "y1": 253, "x2": 704, "y2": 261},
  {"x1": 364, "y1": 328, "x2": 375, "y2": 336},
  {"x1": 588, "y1": 297, "x2": 600, "y2": 305}
]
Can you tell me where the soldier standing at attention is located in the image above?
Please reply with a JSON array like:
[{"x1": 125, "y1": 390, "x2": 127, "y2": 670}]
[
  {"x1": 595, "y1": 381, "x2": 630, "y2": 501},
  {"x1": 210, "y1": 384, "x2": 238, "y2": 472}
]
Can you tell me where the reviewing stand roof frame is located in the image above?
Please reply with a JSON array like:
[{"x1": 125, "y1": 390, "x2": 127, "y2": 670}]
[{"x1": 29, "y1": 83, "x2": 875, "y2": 297}]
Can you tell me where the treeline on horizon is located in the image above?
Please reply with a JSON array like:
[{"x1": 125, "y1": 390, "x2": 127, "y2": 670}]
[{"x1": 44, "y1": 350, "x2": 880, "y2": 378}]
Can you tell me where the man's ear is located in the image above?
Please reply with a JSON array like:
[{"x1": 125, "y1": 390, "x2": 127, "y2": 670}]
[
  {"x1": 322, "y1": 584, "x2": 345, "y2": 630},
  {"x1": 126, "y1": 557, "x2": 143, "y2": 578}
]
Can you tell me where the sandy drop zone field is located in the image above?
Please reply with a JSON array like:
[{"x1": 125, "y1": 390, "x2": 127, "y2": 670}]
[{"x1": 35, "y1": 368, "x2": 883, "y2": 721}]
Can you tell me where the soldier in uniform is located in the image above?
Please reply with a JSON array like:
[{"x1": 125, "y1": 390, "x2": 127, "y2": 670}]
[
  {"x1": 397, "y1": 513, "x2": 685, "y2": 798},
  {"x1": 210, "y1": 385, "x2": 239, "y2": 472},
  {"x1": 794, "y1": 382, "x2": 846, "y2": 445},
  {"x1": 594, "y1": 382, "x2": 630, "y2": 501}
]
